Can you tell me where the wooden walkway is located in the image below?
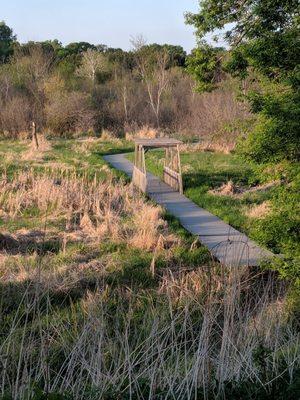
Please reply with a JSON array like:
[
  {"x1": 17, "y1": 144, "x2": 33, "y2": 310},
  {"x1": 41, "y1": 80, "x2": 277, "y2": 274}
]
[{"x1": 103, "y1": 153, "x2": 274, "y2": 267}]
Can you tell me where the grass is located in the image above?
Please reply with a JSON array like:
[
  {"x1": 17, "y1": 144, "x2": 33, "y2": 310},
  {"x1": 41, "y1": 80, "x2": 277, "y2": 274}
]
[
  {"x1": 0, "y1": 137, "x2": 134, "y2": 180},
  {"x1": 0, "y1": 137, "x2": 299, "y2": 399},
  {"x1": 128, "y1": 149, "x2": 281, "y2": 251}
]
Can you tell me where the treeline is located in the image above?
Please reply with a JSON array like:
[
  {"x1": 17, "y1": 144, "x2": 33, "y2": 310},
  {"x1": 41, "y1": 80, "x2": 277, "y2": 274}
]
[{"x1": 0, "y1": 21, "x2": 247, "y2": 139}]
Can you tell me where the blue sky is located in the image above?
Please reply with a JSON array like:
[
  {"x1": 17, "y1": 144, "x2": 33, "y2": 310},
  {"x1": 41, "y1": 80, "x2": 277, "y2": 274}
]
[{"x1": 2, "y1": 0, "x2": 199, "y2": 52}]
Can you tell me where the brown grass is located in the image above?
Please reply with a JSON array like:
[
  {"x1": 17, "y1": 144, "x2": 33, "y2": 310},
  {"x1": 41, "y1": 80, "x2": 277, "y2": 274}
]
[
  {"x1": 0, "y1": 262, "x2": 297, "y2": 399},
  {"x1": 126, "y1": 126, "x2": 159, "y2": 141},
  {"x1": 210, "y1": 180, "x2": 281, "y2": 198},
  {"x1": 21, "y1": 134, "x2": 52, "y2": 161},
  {"x1": 181, "y1": 141, "x2": 235, "y2": 154},
  {"x1": 246, "y1": 201, "x2": 272, "y2": 219},
  {"x1": 209, "y1": 180, "x2": 240, "y2": 197},
  {"x1": 0, "y1": 169, "x2": 176, "y2": 252}
]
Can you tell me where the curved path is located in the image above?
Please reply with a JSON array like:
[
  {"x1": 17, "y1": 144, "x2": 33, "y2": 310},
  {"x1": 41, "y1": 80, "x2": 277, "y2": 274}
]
[{"x1": 103, "y1": 153, "x2": 274, "y2": 267}]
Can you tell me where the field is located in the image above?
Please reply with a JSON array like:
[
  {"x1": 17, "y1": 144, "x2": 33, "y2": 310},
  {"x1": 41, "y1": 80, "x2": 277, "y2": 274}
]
[{"x1": 0, "y1": 137, "x2": 299, "y2": 400}]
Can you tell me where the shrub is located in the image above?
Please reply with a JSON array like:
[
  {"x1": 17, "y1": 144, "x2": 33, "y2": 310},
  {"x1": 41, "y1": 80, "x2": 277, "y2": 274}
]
[
  {"x1": 45, "y1": 91, "x2": 95, "y2": 135},
  {"x1": 238, "y1": 87, "x2": 300, "y2": 163},
  {"x1": 0, "y1": 95, "x2": 31, "y2": 137}
]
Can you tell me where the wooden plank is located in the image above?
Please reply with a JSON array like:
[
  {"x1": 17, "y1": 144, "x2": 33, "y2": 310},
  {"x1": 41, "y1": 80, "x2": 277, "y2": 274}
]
[
  {"x1": 132, "y1": 166, "x2": 147, "y2": 193},
  {"x1": 133, "y1": 138, "x2": 182, "y2": 148},
  {"x1": 163, "y1": 166, "x2": 181, "y2": 191}
]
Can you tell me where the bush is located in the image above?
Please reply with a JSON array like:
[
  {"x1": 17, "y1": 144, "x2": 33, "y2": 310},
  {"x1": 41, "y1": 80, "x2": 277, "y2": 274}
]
[
  {"x1": 0, "y1": 95, "x2": 31, "y2": 137},
  {"x1": 238, "y1": 88, "x2": 300, "y2": 163},
  {"x1": 250, "y1": 176, "x2": 300, "y2": 303},
  {"x1": 46, "y1": 91, "x2": 95, "y2": 135}
]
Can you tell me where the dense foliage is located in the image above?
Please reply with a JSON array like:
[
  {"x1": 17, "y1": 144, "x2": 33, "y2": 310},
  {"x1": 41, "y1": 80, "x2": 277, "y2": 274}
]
[
  {"x1": 0, "y1": 21, "x2": 16, "y2": 62},
  {"x1": 186, "y1": 0, "x2": 300, "y2": 163}
]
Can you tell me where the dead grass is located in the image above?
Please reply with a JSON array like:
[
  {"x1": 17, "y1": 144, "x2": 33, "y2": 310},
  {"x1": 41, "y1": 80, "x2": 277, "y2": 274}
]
[
  {"x1": 126, "y1": 126, "x2": 159, "y2": 141},
  {"x1": 0, "y1": 169, "x2": 176, "y2": 252},
  {"x1": 21, "y1": 135, "x2": 52, "y2": 161},
  {"x1": 209, "y1": 180, "x2": 281, "y2": 198},
  {"x1": 209, "y1": 180, "x2": 240, "y2": 196},
  {"x1": 181, "y1": 141, "x2": 235, "y2": 154},
  {"x1": 246, "y1": 201, "x2": 272, "y2": 219},
  {"x1": 0, "y1": 262, "x2": 297, "y2": 399},
  {"x1": 100, "y1": 130, "x2": 123, "y2": 143}
]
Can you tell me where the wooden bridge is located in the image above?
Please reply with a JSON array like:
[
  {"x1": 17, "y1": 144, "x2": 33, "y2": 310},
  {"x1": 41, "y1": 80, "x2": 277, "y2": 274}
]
[
  {"x1": 133, "y1": 138, "x2": 183, "y2": 194},
  {"x1": 103, "y1": 149, "x2": 274, "y2": 267}
]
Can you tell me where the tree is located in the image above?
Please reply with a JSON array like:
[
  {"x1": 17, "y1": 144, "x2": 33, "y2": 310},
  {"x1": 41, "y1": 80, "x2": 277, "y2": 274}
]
[
  {"x1": 131, "y1": 36, "x2": 171, "y2": 128},
  {"x1": 186, "y1": 45, "x2": 224, "y2": 92},
  {"x1": 76, "y1": 49, "x2": 110, "y2": 85},
  {"x1": 186, "y1": 0, "x2": 300, "y2": 163},
  {"x1": 143, "y1": 44, "x2": 186, "y2": 67},
  {"x1": 11, "y1": 45, "x2": 54, "y2": 129},
  {"x1": 0, "y1": 21, "x2": 16, "y2": 63}
]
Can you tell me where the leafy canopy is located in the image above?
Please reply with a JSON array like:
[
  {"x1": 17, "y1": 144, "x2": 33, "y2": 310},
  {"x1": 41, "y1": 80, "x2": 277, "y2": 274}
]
[
  {"x1": 0, "y1": 21, "x2": 16, "y2": 63},
  {"x1": 186, "y1": 0, "x2": 300, "y2": 163}
]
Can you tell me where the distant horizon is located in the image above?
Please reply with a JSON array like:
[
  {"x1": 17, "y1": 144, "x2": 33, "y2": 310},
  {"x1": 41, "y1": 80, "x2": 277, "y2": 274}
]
[{"x1": 2, "y1": 1, "x2": 200, "y2": 52}]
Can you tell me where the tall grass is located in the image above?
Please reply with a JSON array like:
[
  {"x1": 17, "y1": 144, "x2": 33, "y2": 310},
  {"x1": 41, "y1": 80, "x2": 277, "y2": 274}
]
[
  {"x1": 0, "y1": 169, "x2": 173, "y2": 251},
  {"x1": 0, "y1": 264, "x2": 298, "y2": 399},
  {"x1": 0, "y1": 166, "x2": 299, "y2": 399}
]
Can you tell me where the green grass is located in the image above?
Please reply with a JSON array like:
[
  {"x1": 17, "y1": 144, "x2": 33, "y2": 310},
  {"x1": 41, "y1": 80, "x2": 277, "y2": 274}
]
[
  {"x1": 0, "y1": 137, "x2": 295, "y2": 256},
  {"x1": 0, "y1": 137, "x2": 134, "y2": 180},
  {"x1": 128, "y1": 149, "x2": 274, "y2": 244},
  {"x1": 0, "y1": 137, "x2": 207, "y2": 285}
]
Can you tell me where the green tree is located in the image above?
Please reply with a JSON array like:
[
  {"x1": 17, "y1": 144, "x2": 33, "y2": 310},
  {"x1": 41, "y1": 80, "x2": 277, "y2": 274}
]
[
  {"x1": 186, "y1": 45, "x2": 224, "y2": 92},
  {"x1": 144, "y1": 44, "x2": 187, "y2": 67},
  {"x1": 0, "y1": 21, "x2": 16, "y2": 63},
  {"x1": 186, "y1": 0, "x2": 300, "y2": 163}
]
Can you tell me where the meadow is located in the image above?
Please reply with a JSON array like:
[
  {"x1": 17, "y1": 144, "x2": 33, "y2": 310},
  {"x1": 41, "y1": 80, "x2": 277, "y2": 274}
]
[{"x1": 0, "y1": 137, "x2": 299, "y2": 399}]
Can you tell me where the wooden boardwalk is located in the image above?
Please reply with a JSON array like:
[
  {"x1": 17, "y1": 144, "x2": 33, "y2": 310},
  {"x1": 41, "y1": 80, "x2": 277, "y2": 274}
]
[{"x1": 103, "y1": 153, "x2": 274, "y2": 266}]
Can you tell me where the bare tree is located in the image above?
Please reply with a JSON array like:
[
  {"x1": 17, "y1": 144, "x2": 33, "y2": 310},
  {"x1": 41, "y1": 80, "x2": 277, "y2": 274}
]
[
  {"x1": 12, "y1": 46, "x2": 53, "y2": 129},
  {"x1": 76, "y1": 49, "x2": 108, "y2": 85},
  {"x1": 131, "y1": 36, "x2": 170, "y2": 128}
]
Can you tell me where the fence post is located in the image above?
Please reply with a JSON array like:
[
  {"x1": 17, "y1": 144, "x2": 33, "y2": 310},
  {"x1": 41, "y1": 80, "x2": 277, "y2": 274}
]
[{"x1": 31, "y1": 121, "x2": 39, "y2": 150}]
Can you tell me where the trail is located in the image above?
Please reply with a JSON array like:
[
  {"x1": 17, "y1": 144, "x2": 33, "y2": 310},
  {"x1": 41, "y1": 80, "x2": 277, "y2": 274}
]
[{"x1": 104, "y1": 153, "x2": 274, "y2": 266}]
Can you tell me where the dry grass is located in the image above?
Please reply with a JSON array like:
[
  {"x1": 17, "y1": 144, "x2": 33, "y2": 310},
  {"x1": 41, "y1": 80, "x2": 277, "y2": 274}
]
[
  {"x1": 126, "y1": 126, "x2": 159, "y2": 141},
  {"x1": 0, "y1": 262, "x2": 298, "y2": 399},
  {"x1": 0, "y1": 144, "x2": 298, "y2": 398},
  {"x1": 181, "y1": 141, "x2": 235, "y2": 155},
  {"x1": 0, "y1": 169, "x2": 176, "y2": 252},
  {"x1": 246, "y1": 201, "x2": 272, "y2": 219},
  {"x1": 100, "y1": 129, "x2": 119, "y2": 141},
  {"x1": 209, "y1": 180, "x2": 280, "y2": 198},
  {"x1": 209, "y1": 180, "x2": 239, "y2": 197},
  {"x1": 21, "y1": 134, "x2": 52, "y2": 161}
]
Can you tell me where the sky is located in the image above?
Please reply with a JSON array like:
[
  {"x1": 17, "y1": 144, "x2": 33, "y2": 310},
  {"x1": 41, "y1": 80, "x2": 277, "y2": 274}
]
[{"x1": 2, "y1": 0, "x2": 199, "y2": 52}]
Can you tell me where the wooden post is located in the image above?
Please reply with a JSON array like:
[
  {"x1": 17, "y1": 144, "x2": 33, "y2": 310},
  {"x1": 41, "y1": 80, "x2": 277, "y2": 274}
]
[
  {"x1": 137, "y1": 145, "x2": 140, "y2": 169},
  {"x1": 31, "y1": 121, "x2": 39, "y2": 150},
  {"x1": 134, "y1": 144, "x2": 137, "y2": 167},
  {"x1": 177, "y1": 144, "x2": 183, "y2": 194},
  {"x1": 142, "y1": 147, "x2": 146, "y2": 174}
]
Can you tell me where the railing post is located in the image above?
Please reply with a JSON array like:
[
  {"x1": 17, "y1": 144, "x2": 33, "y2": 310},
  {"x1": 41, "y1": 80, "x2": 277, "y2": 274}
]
[{"x1": 177, "y1": 144, "x2": 183, "y2": 194}]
